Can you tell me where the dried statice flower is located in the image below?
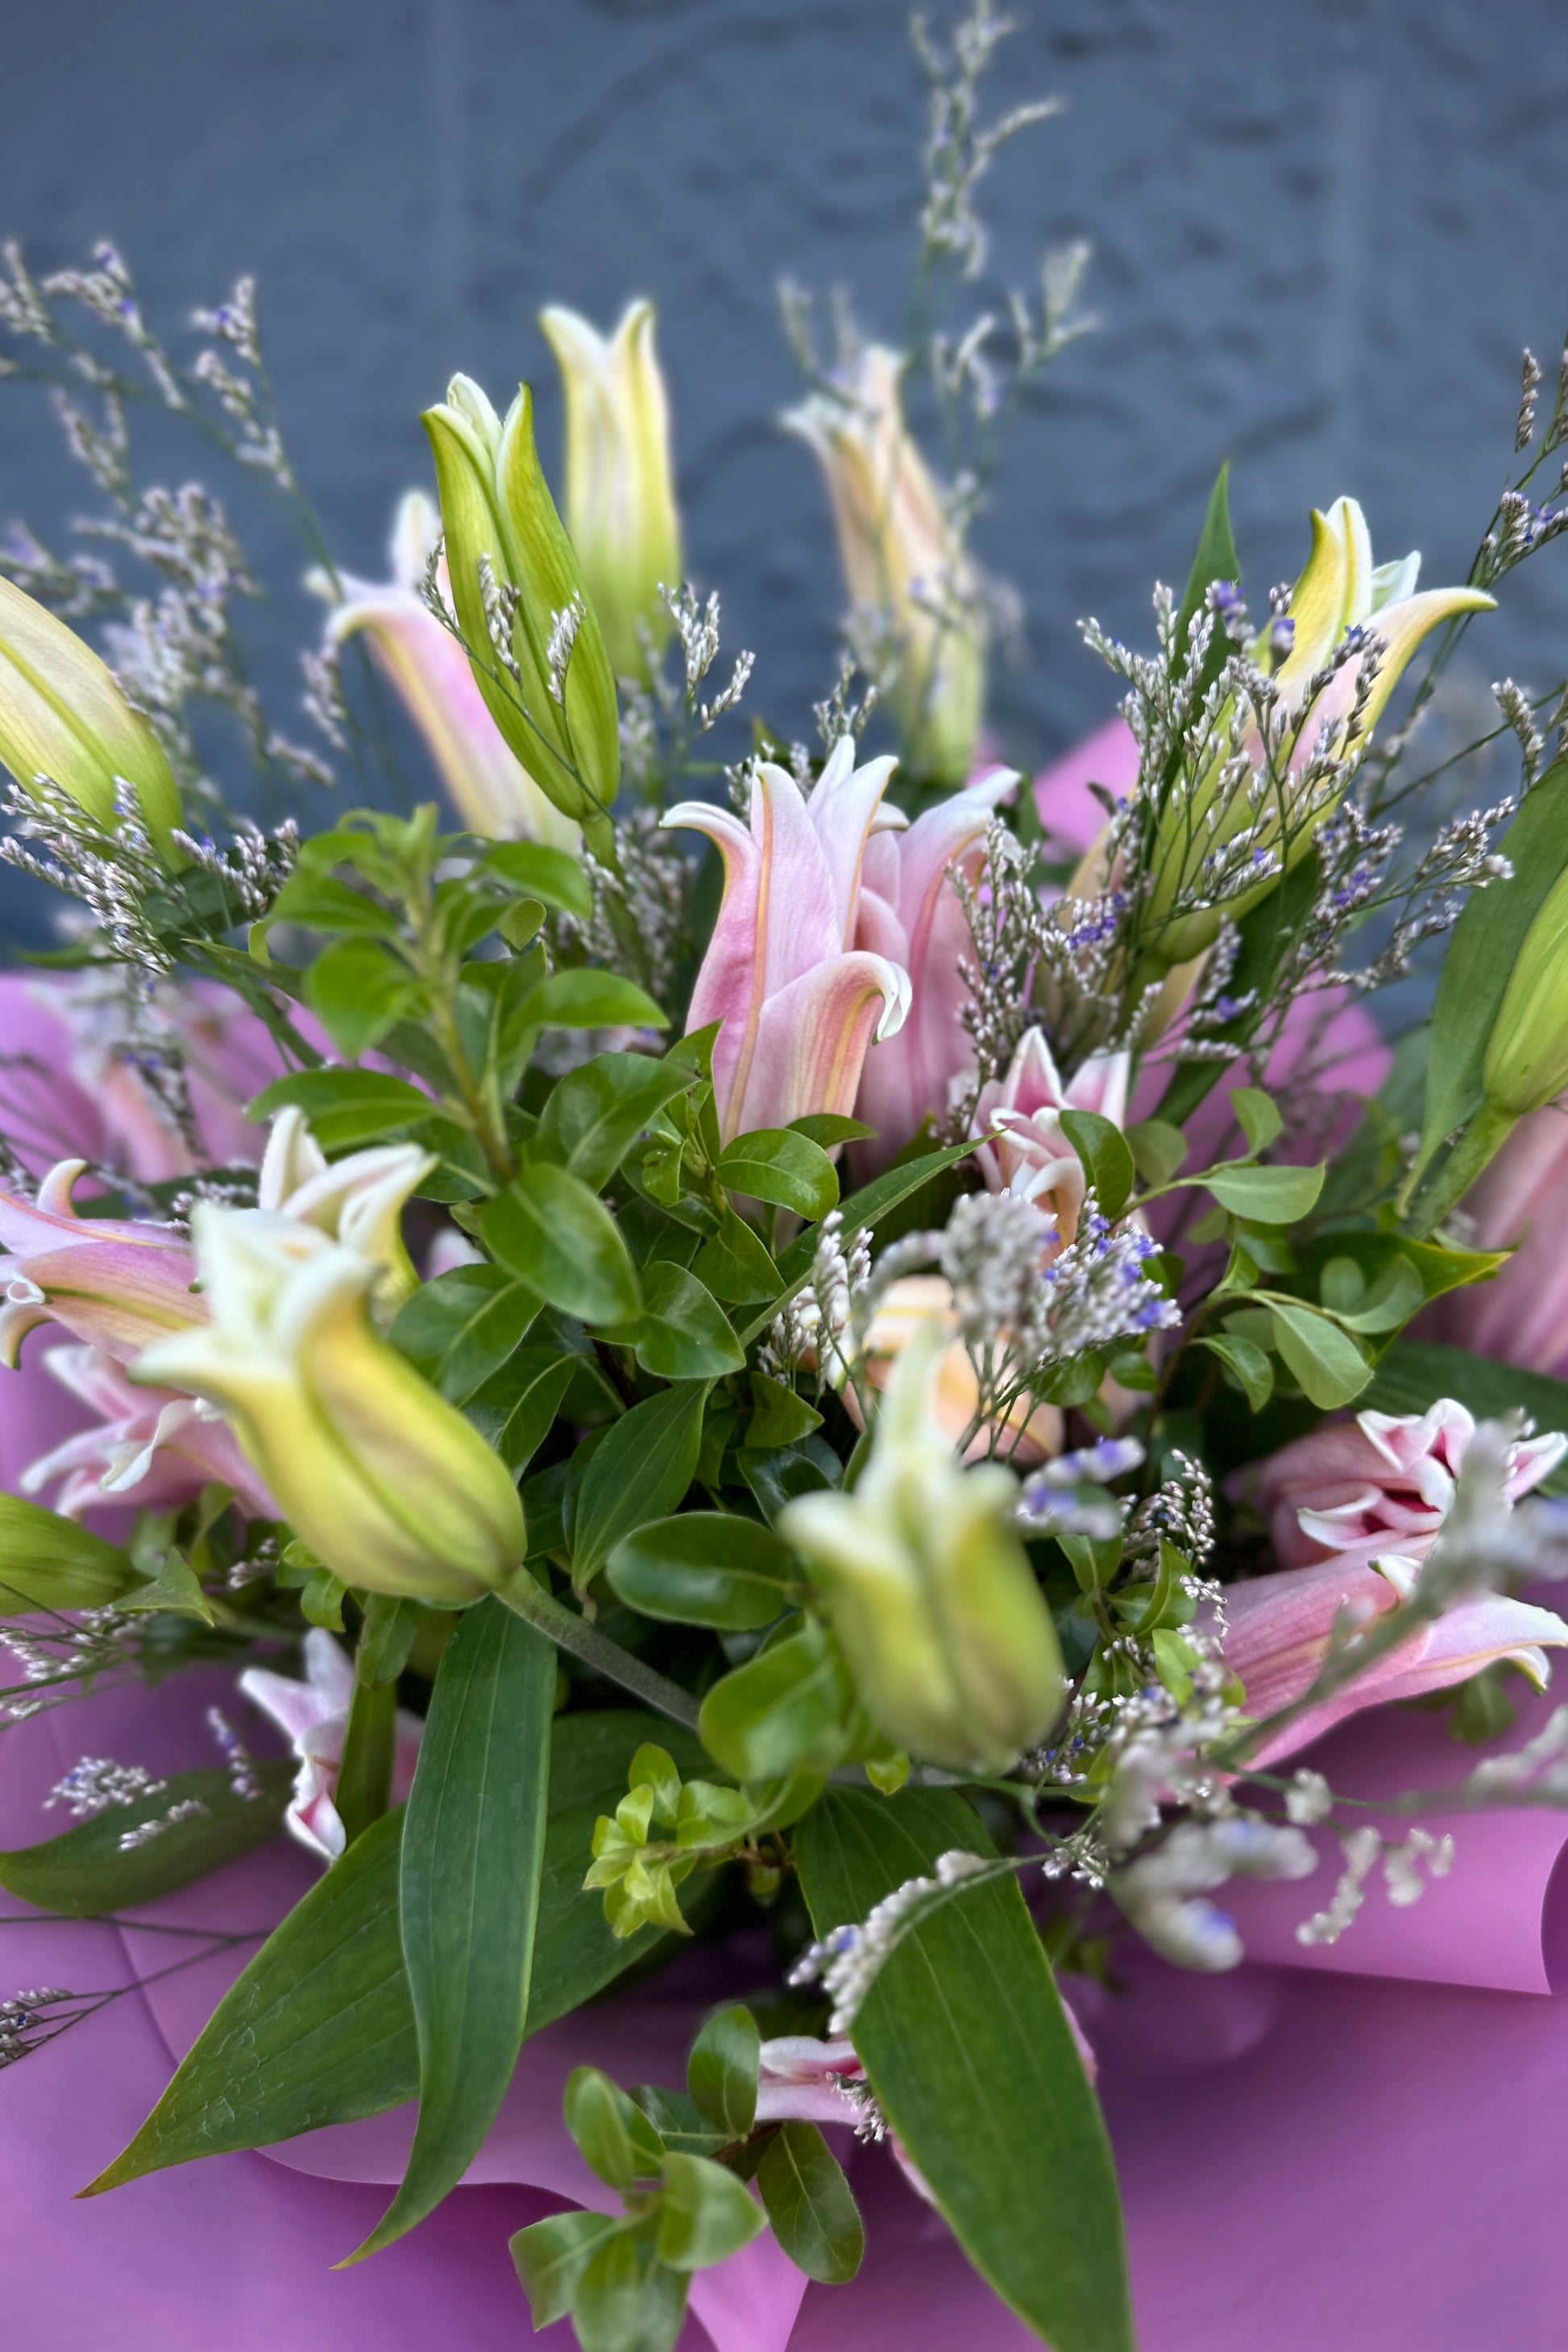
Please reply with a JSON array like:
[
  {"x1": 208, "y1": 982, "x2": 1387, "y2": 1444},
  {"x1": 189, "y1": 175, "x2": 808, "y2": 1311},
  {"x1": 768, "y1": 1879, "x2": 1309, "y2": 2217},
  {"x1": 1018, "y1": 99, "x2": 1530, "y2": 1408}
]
[
  {"x1": 911, "y1": 1, "x2": 1063, "y2": 280},
  {"x1": 789, "y1": 1848, "x2": 993, "y2": 2030},
  {"x1": 563, "y1": 807, "x2": 691, "y2": 1011},
  {"x1": 190, "y1": 276, "x2": 262, "y2": 372},
  {"x1": 1284, "y1": 1769, "x2": 1334, "y2": 1827},
  {"x1": 0, "y1": 775, "x2": 172, "y2": 973},
  {"x1": 1493, "y1": 676, "x2": 1545, "y2": 788},
  {"x1": 1516, "y1": 348, "x2": 1545, "y2": 452},
  {"x1": 46, "y1": 1756, "x2": 168, "y2": 1820},
  {"x1": 0, "y1": 1989, "x2": 82, "y2": 2070},
  {"x1": 118, "y1": 1794, "x2": 210, "y2": 1852},
  {"x1": 1110, "y1": 1816, "x2": 1317, "y2": 1971},
  {"x1": 656, "y1": 583, "x2": 754, "y2": 732},
  {"x1": 545, "y1": 592, "x2": 587, "y2": 706},
  {"x1": 206, "y1": 1707, "x2": 263, "y2": 1803}
]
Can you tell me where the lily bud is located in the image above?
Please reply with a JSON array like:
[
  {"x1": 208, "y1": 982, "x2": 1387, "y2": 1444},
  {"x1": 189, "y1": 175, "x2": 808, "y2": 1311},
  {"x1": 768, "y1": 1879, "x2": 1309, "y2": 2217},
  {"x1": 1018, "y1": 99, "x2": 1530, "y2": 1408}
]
[
  {"x1": 135, "y1": 1206, "x2": 525, "y2": 1606},
  {"x1": 257, "y1": 1107, "x2": 433, "y2": 1318},
  {"x1": 421, "y1": 374, "x2": 620, "y2": 853},
  {"x1": 538, "y1": 301, "x2": 681, "y2": 682},
  {"x1": 784, "y1": 345, "x2": 985, "y2": 786},
  {"x1": 1147, "y1": 497, "x2": 1493, "y2": 965},
  {"x1": 780, "y1": 1318, "x2": 1064, "y2": 1773},
  {"x1": 1482, "y1": 860, "x2": 1568, "y2": 1116},
  {"x1": 0, "y1": 575, "x2": 183, "y2": 860}
]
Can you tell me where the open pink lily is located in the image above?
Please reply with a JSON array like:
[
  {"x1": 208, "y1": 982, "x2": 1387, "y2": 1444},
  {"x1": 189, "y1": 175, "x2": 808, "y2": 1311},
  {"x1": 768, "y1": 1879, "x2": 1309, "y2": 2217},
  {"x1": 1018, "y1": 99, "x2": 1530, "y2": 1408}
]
[
  {"x1": 1246, "y1": 1402, "x2": 1566, "y2": 1578},
  {"x1": 18, "y1": 1344, "x2": 276, "y2": 1522},
  {"x1": 663, "y1": 736, "x2": 913, "y2": 1140},
  {"x1": 0, "y1": 1159, "x2": 200, "y2": 1367},
  {"x1": 1222, "y1": 1554, "x2": 1568, "y2": 1769},
  {"x1": 971, "y1": 1027, "x2": 1130, "y2": 1242},
  {"x1": 851, "y1": 763, "x2": 1019, "y2": 1167}
]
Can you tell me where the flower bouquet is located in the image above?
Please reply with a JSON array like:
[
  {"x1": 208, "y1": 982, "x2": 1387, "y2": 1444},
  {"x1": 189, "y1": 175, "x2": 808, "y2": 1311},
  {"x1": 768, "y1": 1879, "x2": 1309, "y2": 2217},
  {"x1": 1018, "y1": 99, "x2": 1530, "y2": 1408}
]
[{"x1": 5, "y1": 10, "x2": 1568, "y2": 2348}]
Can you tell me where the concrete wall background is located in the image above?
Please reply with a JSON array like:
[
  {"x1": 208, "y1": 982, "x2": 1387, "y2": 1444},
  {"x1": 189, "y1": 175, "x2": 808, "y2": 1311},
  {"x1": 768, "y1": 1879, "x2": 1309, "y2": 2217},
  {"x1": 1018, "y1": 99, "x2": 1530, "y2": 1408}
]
[{"x1": 1, "y1": 0, "x2": 1566, "y2": 940}]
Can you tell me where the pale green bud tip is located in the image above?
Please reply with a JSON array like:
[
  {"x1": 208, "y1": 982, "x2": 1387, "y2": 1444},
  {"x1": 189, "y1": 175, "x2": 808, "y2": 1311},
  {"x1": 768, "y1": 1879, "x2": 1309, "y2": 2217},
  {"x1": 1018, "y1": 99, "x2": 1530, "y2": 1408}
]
[
  {"x1": 781, "y1": 1320, "x2": 1064, "y2": 1773},
  {"x1": 0, "y1": 575, "x2": 183, "y2": 857},
  {"x1": 135, "y1": 1205, "x2": 525, "y2": 1607}
]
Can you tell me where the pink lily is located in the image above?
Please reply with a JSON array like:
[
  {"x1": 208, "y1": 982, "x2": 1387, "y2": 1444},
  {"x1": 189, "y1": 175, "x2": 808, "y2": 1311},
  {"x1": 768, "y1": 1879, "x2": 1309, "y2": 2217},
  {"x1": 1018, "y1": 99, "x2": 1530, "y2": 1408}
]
[
  {"x1": 851, "y1": 1271, "x2": 1063, "y2": 1465},
  {"x1": 310, "y1": 492, "x2": 579, "y2": 849},
  {"x1": 662, "y1": 736, "x2": 913, "y2": 1141},
  {"x1": 0, "y1": 971, "x2": 293, "y2": 1186},
  {"x1": 1427, "y1": 1105, "x2": 1568, "y2": 1377},
  {"x1": 1222, "y1": 1553, "x2": 1568, "y2": 1769},
  {"x1": 18, "y1": 1344, "x2": 276, "y2": 1521},
  {"x1": 970, "y1": 1027, "x2": 1130, "y2": 1242},
  {"x1": 851, "y1": 763, "x2": 1020, "y2": 1168},
  {"x1": 1245, "y1": 1402, "x2": 1566, "y2": 1578},
  {"x1": 0, "y1": 1159, "x2": 200, "y2": 1368},
  {"x1": 239, "y1": 1628, "x2": 421, "y2": 1864}
]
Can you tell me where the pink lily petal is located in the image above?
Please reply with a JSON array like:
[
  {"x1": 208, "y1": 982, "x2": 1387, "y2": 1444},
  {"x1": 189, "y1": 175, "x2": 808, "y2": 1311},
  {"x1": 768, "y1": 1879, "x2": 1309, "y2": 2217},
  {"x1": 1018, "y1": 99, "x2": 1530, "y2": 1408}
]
[{"x1": 736, "y1": 952, "x2": 910, "y2": 1136}]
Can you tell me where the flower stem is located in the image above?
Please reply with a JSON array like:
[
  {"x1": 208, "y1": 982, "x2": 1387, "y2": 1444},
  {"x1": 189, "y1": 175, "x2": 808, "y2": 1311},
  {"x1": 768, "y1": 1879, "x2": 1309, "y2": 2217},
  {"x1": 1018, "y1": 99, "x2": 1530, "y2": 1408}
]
[{"x1": 497, "y1": 1570, "x2": 701, "y2": 1731}]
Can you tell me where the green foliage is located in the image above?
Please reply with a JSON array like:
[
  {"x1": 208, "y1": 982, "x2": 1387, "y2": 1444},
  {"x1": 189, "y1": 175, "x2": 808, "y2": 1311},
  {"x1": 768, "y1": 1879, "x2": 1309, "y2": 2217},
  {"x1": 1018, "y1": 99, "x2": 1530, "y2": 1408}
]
[
  {"x1": 794, "y1": 1790, "x2": 1133, "y2": 2352},
  {"x1": 1056, "y1": 1107, "x2": 1134, "y2": 1220},
  {"x1": 757, "y1": 2124, "x2": 865, "y2": 2284},
  {"x1": 717, "y1": 1126, "x2": 840, "y2": 1217},
  {"x1": 0, "y1": 1759, "x2": 293, "y2": 1915},
  {"x1": 0, "y1": 1495, "x2": 141, "y2": 1616},
  {"x1": 607, "y1": 1512, "x2": 795, "y2": 1629},
  {"x1": 351, "y1": 1598, "x2": 556, "y2": 2260}
]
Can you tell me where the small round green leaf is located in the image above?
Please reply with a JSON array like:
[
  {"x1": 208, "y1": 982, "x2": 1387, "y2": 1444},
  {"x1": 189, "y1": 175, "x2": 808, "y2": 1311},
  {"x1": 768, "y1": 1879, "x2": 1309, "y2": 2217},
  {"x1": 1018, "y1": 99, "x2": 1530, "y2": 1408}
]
[
  {"x1": 757, "y1": 2122, "x2": 865, "y2": 2284},
  {"x1": 656, "y1": 2151, "x2": 767, "y2": 2271},
  {"x1": 717, "y1": 1127, "x2": 839, "y2": 1218},
  {"x1": 481, "y1": 1164, "x2": 642, "y2": 1325}
]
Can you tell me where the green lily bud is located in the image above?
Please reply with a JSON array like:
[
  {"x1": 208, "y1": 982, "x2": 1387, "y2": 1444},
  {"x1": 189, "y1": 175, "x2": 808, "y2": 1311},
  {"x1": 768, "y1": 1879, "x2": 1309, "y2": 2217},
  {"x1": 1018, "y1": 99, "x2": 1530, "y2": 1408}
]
[
  {"x1": 539, "y1": 301, "x2": 681, "y2": 683},
  {"x1": 779, "y1": 1320, "x2": 1064, "y2": 1773},
  {"x1": 0, "y1": 575, "x2": 183, "y2": 860},
  {"x1": 135, "y1": 1205, "x2": 525, "y2": 1607},
  {"x1": 422, "y1": 374, "x2": 620, "y2": 854},
  {"x1": 1145, "y1": 497, "x2": 1493, "y2": 968},
  {"x1": 1483, "y1": 860, "x2": 1568, "y2": 1116}
]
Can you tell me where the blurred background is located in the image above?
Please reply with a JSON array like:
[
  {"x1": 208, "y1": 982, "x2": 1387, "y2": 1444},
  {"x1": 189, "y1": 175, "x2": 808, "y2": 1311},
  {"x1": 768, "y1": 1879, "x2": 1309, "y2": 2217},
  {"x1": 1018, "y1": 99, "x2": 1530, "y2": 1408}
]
[{"x1": 2, "y1": 0, "x2": 1566, "y2": 942}]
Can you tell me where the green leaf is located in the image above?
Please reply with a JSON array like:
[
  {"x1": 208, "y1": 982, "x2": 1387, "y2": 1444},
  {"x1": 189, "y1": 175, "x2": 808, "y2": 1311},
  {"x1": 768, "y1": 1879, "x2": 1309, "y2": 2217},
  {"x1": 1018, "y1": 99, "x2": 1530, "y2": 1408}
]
[
  {"x1": 529, "y1": 967, "x2": 667, "y2": 1032},
  {"x1": 1201, "y1": 1161, "x2": 1325, "y2": 1223},
  {"x1": 533, "y1": 1052, "x2": 693, "y2": 1190},
  {"x1": 790, "y1": 1113, "x2": 875, "y2": 1147},
  {"x1": 1363, "y1": 1342, "x2": 1568, "y2": 1491},
  {"x1": 463, "y1": 1343, "x2": 578, "y2": 1475},
  {"x1": 268, "y1": 869, "x2": 404, "y2": 935},
  {"x1": 628, "y1": 2085, "x2": 729, "y2": 2159},
  {"x1": 351, "y1": 1593, "x2": 556, "y2": 2260},
  {"x1": 1327, "y1": 1254, "x2": 1425, "y2": 1334},
  {"x1": 481, "y1": 840, "x2": 594, "y2": 919},
  {"x1": 302, "y1": 935, "x2": 412, "y2": 1059},
  {"x1": 657, "y1": 2151, "x2": 768, "y2": 2270},
  {"x1": 575, "y1": 2229, "x2": 688, "y2": 2352},
  {"x1": 794, "y1": 1789, "x2": 1132, "y2": 2352},
  {"x1": 570, "y1": 1383, "x2": 709, "y2": 1590},
  {"x1": 82, "y1": 1807, "x2": 413, "y2": 2198},
  {"x1": 717, "y1": 1127, "x2": 839, "y2": 1218},
  {"x1": 694, "y1": 1209, "x2": 782, "y2": 1305},
  {"x1": 83, "y1": 1713, "x2": 700, "y2": 2195},
  {"x1": 1056, "y1": 1109, "x2": 1135, "y2": 1222},
  {"x1": 738, "y1": 1437, "x2": 840, "y2": 1526},
  {"x1": 757, "y1": 2122, "x2": 865, "y2": 2284},
  {"x1": 1421, "y1": 755, "x2": 1568, "y2": 1171},
  {"x1": 606, "y1": 1512, "x2": 794, "y2": 1631},
  {"x1": 687, "y1": 2004, "x2": 759, "y2": 2138},
  {"x1": 1269, "y1": 1300, "x2": 1372, "y2": 1408},
  {"x1": 248, "y1": 1067, "x2": 433, "y2": 1151},
  {"x1": 697, "y1": 1620, "x2": 852, "y2": 1782},
  {"x1": 746, "y1": 1372, "x2": 823, "y2": 1449},
  {"x1": 0, "y1": 1759, "x2": 292, "y2": 1917},
  {"x1": 0, "y1": 1496, "x2": 138, "y2": 1616},
  {"x1": 628, "y1": 1263, "x2": 746, "y2": 1381},
  {"x1": 1197, "y1": 1332, "x2": 1274, "y2": 1412},
  {"x1": 1231, "y1": 1086, "x2": 1284, "y2": 1155},
  {"x1": 1125, "y1": 1118, "x2": 1186, "y2": 1188},
  {"x1": 482, "y1": 1164, "x2": 642, "y2": 1325},
  {"x1": 511, "y1": 2209, "x2": 625, "y2": 2330},
  {"x1": 566, "y1": 2064, "x2": 668, "y2": 2186},
  {"x1": 389, "y1": 1262, "x2": 539, "y2": 1402},
  {"x1": 1172, "y1": 459, "x2": 1239, "y2": 687}
]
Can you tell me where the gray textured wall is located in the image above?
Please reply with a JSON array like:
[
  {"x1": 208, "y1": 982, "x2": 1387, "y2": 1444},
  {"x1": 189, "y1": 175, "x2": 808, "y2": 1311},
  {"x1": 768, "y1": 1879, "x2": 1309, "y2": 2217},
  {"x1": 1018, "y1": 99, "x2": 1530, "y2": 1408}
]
[{"x1": 2, "y1": 0, "x2": 1566, "y2": 943}]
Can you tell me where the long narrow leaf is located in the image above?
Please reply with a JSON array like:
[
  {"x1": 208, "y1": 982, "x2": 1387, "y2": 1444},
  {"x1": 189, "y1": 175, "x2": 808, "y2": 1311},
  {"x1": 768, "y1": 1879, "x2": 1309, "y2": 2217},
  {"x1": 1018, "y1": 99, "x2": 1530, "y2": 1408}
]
[
  {"x1": 350, "y1": 1593, "x2": 556, "y2": 2259},
  {"x1": 794, "y1": 1789, "x2": 1132, "y2": 2352}
]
